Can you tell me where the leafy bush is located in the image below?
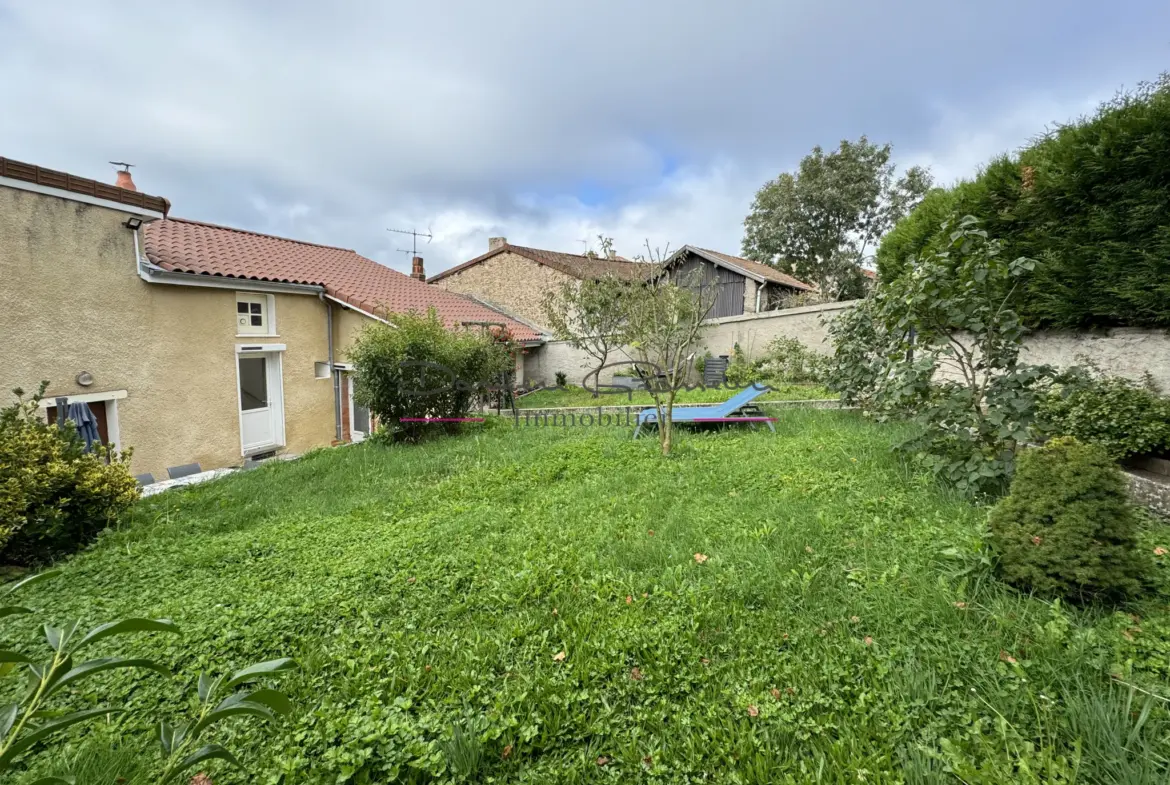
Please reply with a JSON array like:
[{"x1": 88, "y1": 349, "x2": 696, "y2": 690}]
[
  {"x1": 554, "y1": 372, "x2": 567, "y2": 388},
  {"x1": 723, "y1": 344, "x2": 761, "y2": 387},
  {"x1": 877, "y1": 74, "x2": 1170, "y2": 328},
  {"x1": 1037, "y1": 368, "x2": 1170, "y2": 460},
  {"x1": 989, "y1": 437, "x2": 1150, "y2": 600},
  {"x1": 828, "y1": 218, "x2": 1051, "y2": 495},
  {"x1": 0, "y1": 384, "x2": 139, "y2": 565},
  {"x1": 349, "y1": 310, "x2": 515, "y2": 443},
  {"x1": 756, "y1": 336, "x2": 827, "y2": 384}
]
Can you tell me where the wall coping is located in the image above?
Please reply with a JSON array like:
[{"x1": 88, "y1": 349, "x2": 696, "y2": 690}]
[{"x1": 704, "y1": 299, "x2": 859, "y2": 325}]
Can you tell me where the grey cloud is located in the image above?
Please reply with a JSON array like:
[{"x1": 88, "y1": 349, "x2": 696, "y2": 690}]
[{"x1": 1, "y1": 0, "x2": 1166, "y2": 272}]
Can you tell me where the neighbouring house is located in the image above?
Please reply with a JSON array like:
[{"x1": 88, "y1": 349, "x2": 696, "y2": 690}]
[
  {"x1": 0, "y1": 156, "x2": 541, "y2": 479},
  {"x1": 428, "y1": 237, "x2": 653, "y2": 328},
  {"x1": 661, "y1": 246, "x2": 814, "y2": 319}
]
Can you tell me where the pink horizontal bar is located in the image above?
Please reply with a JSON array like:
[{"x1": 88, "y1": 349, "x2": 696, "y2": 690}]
[
  {"x1": 399, "y1": 417, "x2": 485, "y2": 423},
  {"x1": 691, "y1": 417, "x2": 777, "y2": 422}
]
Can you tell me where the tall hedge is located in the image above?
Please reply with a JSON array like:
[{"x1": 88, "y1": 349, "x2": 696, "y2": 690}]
[{"x1": 877, "y1": 74, "x2": 1170, "y2": 329}]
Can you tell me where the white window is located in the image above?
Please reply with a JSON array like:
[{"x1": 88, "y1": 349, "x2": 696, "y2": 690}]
[{"x1": 236, "y1": 293, "x2": 275, "y2": 336}]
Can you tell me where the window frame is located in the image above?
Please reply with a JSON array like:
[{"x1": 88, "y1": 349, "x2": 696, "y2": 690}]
[{"x1": 235, "y1": 293, "x2": 277, "y2": 337}]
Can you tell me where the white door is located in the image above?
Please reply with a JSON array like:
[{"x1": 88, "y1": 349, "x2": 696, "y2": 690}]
[
  {"x1": 238, "y1": 352, "x2": 284, "y2": 453},
  {"x1": 349, "y1": 375, "x2": 371, "y2": 442}
]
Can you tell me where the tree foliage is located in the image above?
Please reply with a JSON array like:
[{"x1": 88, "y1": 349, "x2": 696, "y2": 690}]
[
  {"x1": 878, "y1": 74, "x2": 1170, "y2": 328},
  {"x1": 541, "y1": 274, "x2": 632, "y2": 389},
  {"x1": 827, "y1": 217, "x2": 1052, "y2": 495},
  {"x1": 743, "y1": 136, "x2": 931, "y2": 300},
  {"x1": 624, "y1": 266, "x2": 717, "y2": 456},
  {"x1": 989, "y1": 437, "x2": 1150, "y2": 601}
]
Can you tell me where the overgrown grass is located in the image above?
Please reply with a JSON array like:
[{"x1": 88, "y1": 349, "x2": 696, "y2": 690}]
[
  {"x1": 5, "y1": 411, "x2": 1170, "y2": 783},
  {"x1": 515, "y1": 383, "x2": 832, "y2": 409}
]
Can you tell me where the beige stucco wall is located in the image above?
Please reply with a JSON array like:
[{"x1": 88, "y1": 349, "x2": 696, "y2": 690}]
[
  {"x1": 699, "y1": 301, "x2": 850, "y2": 360},
  {"x1": 0, "y1": 186, "x2": 344, "y2": 479},
  {"x1": 434, "y1": 252, "x2": 570, "y2": 328}
]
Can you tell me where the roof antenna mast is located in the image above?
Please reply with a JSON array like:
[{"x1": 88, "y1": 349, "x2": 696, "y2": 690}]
[
  {"x1": 388, "y1": 226, "x2": 433, "y2": 258},
  {"x1": 109, "y1": 161, "x2": 134, "y2": 172}
]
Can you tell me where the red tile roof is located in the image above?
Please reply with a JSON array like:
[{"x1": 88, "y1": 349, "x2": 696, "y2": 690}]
[
  {"x1": 142, "y1": 218, "x2": 543, "y2": 342},
  {"x1": 428, "y1": 242, "x2": 654, "y2": 283}
]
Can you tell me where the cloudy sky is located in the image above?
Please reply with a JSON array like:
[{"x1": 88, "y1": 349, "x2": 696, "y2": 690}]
[{"x1": 2, "y1": 1, "x2": 1166, "y2": 274}]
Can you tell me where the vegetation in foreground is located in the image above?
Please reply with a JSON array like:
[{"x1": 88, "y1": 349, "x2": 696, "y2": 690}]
[
  {"x1": 4, "y1": 411, "x2": 1170, "y2": 783},
  {"x1": 514, "y1": 382, "x2": 832, "y2": 409}
]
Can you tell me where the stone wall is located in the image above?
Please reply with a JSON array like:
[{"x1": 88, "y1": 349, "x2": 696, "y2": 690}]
[
  {"x1": 522, "y1": 299, "x2": 1170, "y2": 391},
  {"x1": 432, "y1": 251, "x2": 569, "y2": 329},
  {"x1": 698, "y1": 301, "x2": 851, "y2": 360}
]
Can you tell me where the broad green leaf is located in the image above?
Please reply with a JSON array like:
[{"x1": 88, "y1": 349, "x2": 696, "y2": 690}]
[
  {"x1": 189, "y1": 701, "x2": 275, "y2": 741},
  {"x1": 0, "y1": 707, "x2": 123, "y2": 767},
  {"x1": 47, "y1": 657, "x2": 171, "y2": 698},
  {"x1": 0, "y1": 702, "x2": 18, "y2": 738},
  {"x1": 0, "y1": 605, "x2": 33, "y2": 619},
  {"x1": 158, "y1": 720, "x2": 175, "y2": 754},
  {"x1": 224, "y1": 658, "x2": 296, "y2": 689},
  {"x1": 2, "y1": 570, "x2": 61, "y2": 596},
  {"x1": 197, "y1": 672, "x2": 219, "y2": 704},
  {"x1": 169, "y1": 743, "x2": 242, "y2": 780},
  {"x1": 44, "y1": 620, "x2": 80, "y2": 653},
  {"x1": 72, "y1": 618, "x2": 179, "y2": 651},
  {"x1": 217, "y1": 687, "x2": 292, "y2": 716},
  {"x1": 0, "y1": 650, "x2": 34, "y2": 665}
]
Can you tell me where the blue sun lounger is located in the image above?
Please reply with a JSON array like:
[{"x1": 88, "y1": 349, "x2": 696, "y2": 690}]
[{"x1": 632, "y1": 383, "x2": 774, "y2": 438}]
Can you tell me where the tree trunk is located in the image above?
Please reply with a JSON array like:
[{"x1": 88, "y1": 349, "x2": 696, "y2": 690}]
[{"x1": 660, "y1": 412, "x2": 672, "y2": 456}]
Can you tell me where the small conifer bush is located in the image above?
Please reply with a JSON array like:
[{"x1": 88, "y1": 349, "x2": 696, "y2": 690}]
[{"x1": 989, "y1": 437, "x2": 1150, "y2": 600}]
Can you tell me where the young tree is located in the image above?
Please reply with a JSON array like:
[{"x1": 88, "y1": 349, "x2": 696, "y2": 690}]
[
  {"x1": 826, "y1": 216, "x2": 1051, "y2": 495},
  {"x1": 743, "y1": 136, "x2": 931, "y2": 300},
  {"x1": 625, "y1": 259, "x2": 717, "y2": 456},
  {"x1": 541, "y1": 274, "x2": 632, "y2": 390}
]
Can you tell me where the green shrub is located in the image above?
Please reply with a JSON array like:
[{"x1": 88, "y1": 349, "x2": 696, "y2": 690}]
[
  {"x1": 723, "y1": 344, "x2": 762, "y2": 387},
  {"x1": 348, "y1": 310, "x2": 515, "y2": 443},
  {"x1": 1037, "y1": 369, "x2": 1170, "y2": 460},
  {"x1": 756, "y1": 336, "x2": 827, "y2": 384},
  {"x1": 0, "y1": 384, "x2": 139, "y2": 565},
  {"x1": 877, "y1": 74, "x2": 1170, "y2": 328},
  {"x1": 989, "y1": 437, "x2": 1150, "y2": 600}
]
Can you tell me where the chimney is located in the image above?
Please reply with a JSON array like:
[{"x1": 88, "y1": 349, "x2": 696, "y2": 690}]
[
  {"x1": 606, "y1": 248, "x2": 616, "y2": 260},
  {"x1": 411, "y1": 256, "x2": 426, "y2": 281},
  {"x1": 115, "y1": 169, "x2": 137, "y2": 192},
  {"x1": 488, "y1": 236, "x2": 507, "y2": 251}
]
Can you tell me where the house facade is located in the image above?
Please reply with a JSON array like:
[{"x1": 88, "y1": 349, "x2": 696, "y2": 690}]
[
  {"x1": 662, "y1": 246, "x2": 813, "y2": 319},
  {"x1": 0, "y1": 157, "x2": 539, "y2": 479},
  {"x1": 428, "y1": 237, "x2": 651, "y2": 328}
]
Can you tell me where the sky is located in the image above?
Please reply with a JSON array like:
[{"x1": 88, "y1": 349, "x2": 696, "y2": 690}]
[{"x1": 1, "y1": 1, "x2": 1167, "y2": 275}]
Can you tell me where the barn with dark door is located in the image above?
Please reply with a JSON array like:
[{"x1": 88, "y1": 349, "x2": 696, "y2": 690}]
[{"x1": 662, "y1": 247, "x2": 813, "y2": 319}]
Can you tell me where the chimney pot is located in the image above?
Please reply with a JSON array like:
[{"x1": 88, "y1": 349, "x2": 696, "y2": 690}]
[
  {"x1": 606, "y1": 248, "x2": 616, "y2": 260},
  {"x1": 411, "y1": 256, "x2": 426, "y2": 281},
  {"x1": 488, "y1": 236, "x2": 507, "y2": 251},
  {"x1": 115, "y1": 170, "x2": 137, "y2": 192}
]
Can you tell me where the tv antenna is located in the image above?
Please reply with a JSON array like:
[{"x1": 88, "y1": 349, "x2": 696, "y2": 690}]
[
  {"x1": 109, "y1": 161, "x2": 134, "y2": 172},
  {"x1": 388, "y1": 226, "x2": 433, "y2": 257}
]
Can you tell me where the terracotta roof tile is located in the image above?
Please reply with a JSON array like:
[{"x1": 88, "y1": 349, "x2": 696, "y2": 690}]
[
  {"x1": 428, "y1": 243, "x2": 655, "y2": 283},
  {"x1": 142, "y1": 218, "x2": 542, "y2": 342}
]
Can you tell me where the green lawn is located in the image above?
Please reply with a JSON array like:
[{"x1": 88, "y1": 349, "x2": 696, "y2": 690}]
[
  {"x1": 6, "y1": 412, "x2": 1170, "y2": 783},
  {"x1": 515, "y1": 383, "x2": 833, "y2": 409}
]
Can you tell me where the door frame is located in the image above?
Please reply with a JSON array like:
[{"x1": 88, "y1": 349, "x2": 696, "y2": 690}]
[
  {"x1": 347, "y1": 374, "x2": 369, "y2": 442},
  {"x1": 235, "y1": 344, "x2": 287, "y2": 455}
]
